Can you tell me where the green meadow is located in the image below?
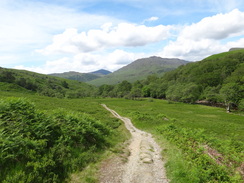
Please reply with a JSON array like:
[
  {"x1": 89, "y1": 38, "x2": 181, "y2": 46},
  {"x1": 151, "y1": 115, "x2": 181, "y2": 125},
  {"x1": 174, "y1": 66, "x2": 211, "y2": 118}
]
[
  {"x1": 102, "y1": 98, "x2": 244, "y2": 182},
  {"x1": 0, "y1": 91, "x2": 243, "y2": 182}
]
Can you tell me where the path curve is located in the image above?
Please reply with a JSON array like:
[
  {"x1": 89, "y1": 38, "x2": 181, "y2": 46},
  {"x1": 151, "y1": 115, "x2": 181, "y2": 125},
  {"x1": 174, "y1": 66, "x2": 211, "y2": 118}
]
[{"x1": 100, "y1": 104, "x2": 168, "y2": 183}]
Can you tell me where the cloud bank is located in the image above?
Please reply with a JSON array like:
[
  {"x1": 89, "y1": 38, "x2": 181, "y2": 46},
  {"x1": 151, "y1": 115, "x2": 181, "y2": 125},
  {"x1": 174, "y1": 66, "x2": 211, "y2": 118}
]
[
  {"x1": 39, "y1": 23, "x2": 172, "y2": 55},
  {"x1": 160, "y1": 9, "x2": 244, "y2": 60}
]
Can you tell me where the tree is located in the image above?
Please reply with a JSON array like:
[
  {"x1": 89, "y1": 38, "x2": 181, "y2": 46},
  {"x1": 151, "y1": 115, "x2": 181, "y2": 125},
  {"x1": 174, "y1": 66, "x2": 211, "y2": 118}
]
[
  {"x1": 0, "y1": 71, "x2": 15, "y2": 83},
  {"x1": 130, "y1": 87, "x2": 142, "y2": 100},
  {"x1": 165, "y1": 83, "x2": 182, "y2": 102},
  {"x1": 61, "y1": 80, "x2": 69, "y2": 89},
  {"x1": 202, "y1": 86, "x2": 221, "y2": 103},
  {"x1": 181, "y1": 83, "x2": 201, "y2": 103},
  {"x1": 142, "y1": 86, "x2": 150, "y2": 97},
  {"x1": 116, "y1": 80, "x2": 132, "y2": 97},
  {"x1": 98, "y1": 84, "x2": 114, "y2": 97},
  {"x1": 220, "y1": 83, "x2": 243, "y2": 112}
]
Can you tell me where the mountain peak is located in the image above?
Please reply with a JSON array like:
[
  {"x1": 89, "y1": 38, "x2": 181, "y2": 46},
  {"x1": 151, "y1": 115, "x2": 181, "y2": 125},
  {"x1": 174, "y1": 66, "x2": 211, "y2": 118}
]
[
  {"x1": 90, "y1": 69, "x2": 111, "y2": 76},
  {"x1": 88, "y1": 56, "x2": 189, "y2": 86}
]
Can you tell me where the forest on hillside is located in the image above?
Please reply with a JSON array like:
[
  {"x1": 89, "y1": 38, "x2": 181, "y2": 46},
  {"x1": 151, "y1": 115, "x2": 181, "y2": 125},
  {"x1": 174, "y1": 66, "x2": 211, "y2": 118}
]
[{"x1": 98, "y1": 50, "x2": 244, "y2": 111}]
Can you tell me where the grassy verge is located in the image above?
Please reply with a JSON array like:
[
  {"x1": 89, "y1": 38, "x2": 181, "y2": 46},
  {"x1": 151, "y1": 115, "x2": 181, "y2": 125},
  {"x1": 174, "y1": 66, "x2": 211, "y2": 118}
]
[{"x1": 101, "y1": 98, "x2": 244, "y2": 182}]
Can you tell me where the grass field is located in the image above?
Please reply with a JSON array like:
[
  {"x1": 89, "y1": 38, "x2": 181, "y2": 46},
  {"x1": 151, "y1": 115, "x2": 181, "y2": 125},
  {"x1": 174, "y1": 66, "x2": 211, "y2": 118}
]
[
  {"x1": 0, "y1": 91, "x2": 243, "y2": 182},
  {"x1": 100, "y1": 98, "x2": 244, "y2": 182},
  {"x1": 100, "y1": 98, "x2": 243, "y2": 141}
]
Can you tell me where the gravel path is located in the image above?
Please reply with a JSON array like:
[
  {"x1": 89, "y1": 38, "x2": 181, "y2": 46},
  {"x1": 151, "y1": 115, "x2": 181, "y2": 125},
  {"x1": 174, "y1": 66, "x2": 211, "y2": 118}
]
[{"x1": 100, "y1": 104, "x2": 168, "y2": 183}]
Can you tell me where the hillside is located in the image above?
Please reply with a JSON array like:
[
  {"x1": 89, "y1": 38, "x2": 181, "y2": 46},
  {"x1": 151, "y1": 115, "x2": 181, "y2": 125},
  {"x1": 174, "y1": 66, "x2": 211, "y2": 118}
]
[
  {"x1": 143, "y1": 50, "x2": 244, "y2": 109},
  {"x1": 0, "y1": 67, "x2": 96, "y2": 98},
  {"x1": 98, "y1": 50, "x2": 244, "y2": 111},
  {"x1": 49, "y1": 69, "x2": 111, "y2": 82},
  {"x1": 88, "y1": 56, "x2": 188, "y2": 86}
]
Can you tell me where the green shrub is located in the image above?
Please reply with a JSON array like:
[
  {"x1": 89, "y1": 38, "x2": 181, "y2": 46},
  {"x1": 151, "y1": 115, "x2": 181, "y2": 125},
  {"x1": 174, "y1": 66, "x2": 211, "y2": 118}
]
[{"x1": 0, "y1": 98, "x2": 112, "y2": 182}]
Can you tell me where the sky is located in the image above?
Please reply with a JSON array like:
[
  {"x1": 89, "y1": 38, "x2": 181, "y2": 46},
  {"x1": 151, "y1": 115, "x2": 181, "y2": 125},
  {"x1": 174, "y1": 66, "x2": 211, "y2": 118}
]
[{"x1": 1, "y1": 0, "x2": 244, "y2": 74}]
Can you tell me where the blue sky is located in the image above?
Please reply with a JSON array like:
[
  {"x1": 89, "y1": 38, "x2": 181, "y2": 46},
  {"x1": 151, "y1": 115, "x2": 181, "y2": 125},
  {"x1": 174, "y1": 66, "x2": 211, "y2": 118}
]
[{"x1": 1, "y1": 0, "x2": 244, "y2": 73}]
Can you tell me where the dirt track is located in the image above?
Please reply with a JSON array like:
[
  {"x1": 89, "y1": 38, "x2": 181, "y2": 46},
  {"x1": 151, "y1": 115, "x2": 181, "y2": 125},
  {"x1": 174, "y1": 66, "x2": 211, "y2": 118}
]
[{"x1": 100, "y1": 104, "x2": 168, "y2": 183}]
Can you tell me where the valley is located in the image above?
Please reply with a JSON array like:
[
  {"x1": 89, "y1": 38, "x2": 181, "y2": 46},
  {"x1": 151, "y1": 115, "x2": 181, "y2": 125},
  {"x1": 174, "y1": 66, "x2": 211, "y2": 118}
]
[{"x1": 0, "y1": 50, "x2": 243, "y2": 182}]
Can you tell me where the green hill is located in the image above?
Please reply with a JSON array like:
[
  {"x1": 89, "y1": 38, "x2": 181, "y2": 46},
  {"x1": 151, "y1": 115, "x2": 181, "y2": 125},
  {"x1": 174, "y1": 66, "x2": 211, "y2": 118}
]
[
  {"x1": 141, "y1": 50, "x2": 244, "y2": 110},
  {"x1": 49, "y1": 69, "x2": 111, "y2": 82},
  {"x1": 49, "y1": 71, "x2": 100, "y2": 82},
  {"x1": 88, "y1": 56, "x2": 188, "y2": 86},
  {"x1": 0, "y1": 67, "x2": 96, "y2": 98}
]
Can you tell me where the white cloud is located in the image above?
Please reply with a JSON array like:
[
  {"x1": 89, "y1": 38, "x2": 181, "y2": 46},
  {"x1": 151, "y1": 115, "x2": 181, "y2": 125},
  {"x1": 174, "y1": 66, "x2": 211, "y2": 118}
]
[
  {"x1": 39, "y1": 23, "x2": 172, "y2": 55},
  {"x1": 144, "y1": 16, "x2": 159, "y2": 22},
  {"x1": 160, "y1": 9, "x2": 244, "y2": 61},
  {"x1": 106, "y1": 49, "x2": 144, "y2": 65},
  {"x1": 161, "y1": 38, "x2": 225, "y2": 61},
  {"x1": 181, "y1": 9, "x2": 244, "y2": 40},
  {"x1": 0, "y1": 0, "x2": 120, "y2": 65},
  {"x1": 226, "y1": 38, "x2": 244, "y2": 48}
]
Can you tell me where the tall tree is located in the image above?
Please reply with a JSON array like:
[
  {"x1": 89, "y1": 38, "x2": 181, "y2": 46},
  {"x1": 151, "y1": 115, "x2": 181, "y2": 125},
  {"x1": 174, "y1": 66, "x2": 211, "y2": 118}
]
[{"x1": 220, "y1": 83, "x2": 243, "y2": 112}]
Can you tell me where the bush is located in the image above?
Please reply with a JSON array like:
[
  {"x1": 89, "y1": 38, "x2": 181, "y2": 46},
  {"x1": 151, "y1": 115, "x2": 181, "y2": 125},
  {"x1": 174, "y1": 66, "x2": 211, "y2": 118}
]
[{"x1": 0, "y1": 98, "x2": 112, "y2": 182}]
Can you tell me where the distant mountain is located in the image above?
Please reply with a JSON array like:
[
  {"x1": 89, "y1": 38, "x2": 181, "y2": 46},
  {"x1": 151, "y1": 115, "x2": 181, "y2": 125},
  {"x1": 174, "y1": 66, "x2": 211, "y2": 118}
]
[
  {"x1": 49, "y1": 71, "x2": 100, "y2": 82},
  {"x1": 49, "y1": 69, "x2": 111, "y2": 82},
  {"x1": 88, "y1": 56, "x2": 189, "y2": 86},
  {"x1": 90, "y1": 69, "x2": 112, "y2": 76}
]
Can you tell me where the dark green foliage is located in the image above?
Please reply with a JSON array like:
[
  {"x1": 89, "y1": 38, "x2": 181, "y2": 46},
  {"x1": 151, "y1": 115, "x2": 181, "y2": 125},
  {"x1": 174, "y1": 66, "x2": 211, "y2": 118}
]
[
  {"x1": 166, "y1": 82, "x2": 201, "y2": 103},
  {"x1": 16, "y1": 77, "x2": 38, "y2": 91},
  {"x1": 0, "y1": 98, "x2": 111, "y2": 182},
  {"x1": 98, "y1": 84, "x2": 115, "y2": 97},
  {"x1": 162, "y1": 50, "x2": 244, "y2": 105},
  {"x1": 61, "y1": 80, "x2": 69, "y2": 89},
  {"x1": 0, "y1": 70, "x2": 15, "y2": 83},
  {"x1": 116, "y1": 80, "x2": 132, "y2": 97}
]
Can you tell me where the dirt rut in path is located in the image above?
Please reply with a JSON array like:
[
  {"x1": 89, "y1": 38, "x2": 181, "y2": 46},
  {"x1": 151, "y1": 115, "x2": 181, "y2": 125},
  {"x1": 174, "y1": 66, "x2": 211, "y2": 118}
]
[{"x1": 100, "y1": 104, "x2": 168, "y2": 183}]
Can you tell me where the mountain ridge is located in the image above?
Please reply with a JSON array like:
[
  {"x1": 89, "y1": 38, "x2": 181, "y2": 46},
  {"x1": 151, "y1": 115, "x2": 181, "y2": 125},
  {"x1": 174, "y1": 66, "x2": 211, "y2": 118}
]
[
  {"x1": 88, "y1": 56, "x2": 189, "y2": 86},
  {"x1": 49, "y1": 69, "x2": 111, "y2": 82}
]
